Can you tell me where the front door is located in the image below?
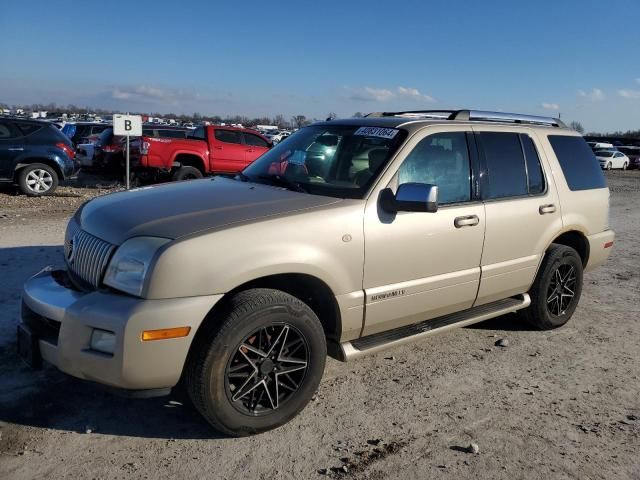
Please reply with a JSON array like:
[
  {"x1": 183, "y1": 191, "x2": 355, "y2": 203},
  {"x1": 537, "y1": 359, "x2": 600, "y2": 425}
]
[
  {"x1": 212, "y1": 129, "x2": 246, "y2": 173},
  {"x1": 362, "y1": 128, "x2": 486, "y2": 336}
]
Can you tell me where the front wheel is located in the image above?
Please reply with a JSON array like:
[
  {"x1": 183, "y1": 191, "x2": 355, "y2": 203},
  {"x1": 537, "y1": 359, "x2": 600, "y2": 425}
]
[
  {"x1": 520, "y1": 244, "x2": 583, "y2": 330},
  {"x1": 622, "y1": 162, "x2": 628, "y2": 171},
  {"x1": 186, "y1": 288, "x2": 326, "y2": 436},
  {"x1": 606, "y1": 162, "x2": 612, "y2": 170}
]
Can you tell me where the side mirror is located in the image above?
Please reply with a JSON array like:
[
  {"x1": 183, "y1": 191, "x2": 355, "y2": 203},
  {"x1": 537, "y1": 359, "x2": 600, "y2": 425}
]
[{"x1": 380, "y1": 183, "x2": 438, "y2": 213}]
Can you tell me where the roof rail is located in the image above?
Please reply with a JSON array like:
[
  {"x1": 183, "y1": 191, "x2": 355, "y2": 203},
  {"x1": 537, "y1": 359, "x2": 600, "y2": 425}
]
[{"x1": 365, "y1": 109, "x2": 566, "y2": 128}]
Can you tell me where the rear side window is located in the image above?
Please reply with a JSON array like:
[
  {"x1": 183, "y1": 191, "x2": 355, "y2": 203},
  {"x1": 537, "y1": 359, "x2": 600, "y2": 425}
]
[
  {"x1": 16, "y1": 123, "x2": 43, "y2": 136},
  {"x1": 214, "y1": 129, "x2": 243, "y2": 145},
  {"x1": 0, "y1": 122, "x2": 20, "y2": 139},
  {"x1": 520, "y1": 134, "x2": 545, "y2": 194},
  {"x1": 243, "y1": 133, "x2": 269, "y2": 147},
  {"x1": 479, "y1": 132, "x2": 528, "y2": 199},
  {"x1": 548, "y1": 136, "x2": 606, "y2": 190},
  {"x1": 188, "y1": 127, "x2": 206, "y2": 140}
]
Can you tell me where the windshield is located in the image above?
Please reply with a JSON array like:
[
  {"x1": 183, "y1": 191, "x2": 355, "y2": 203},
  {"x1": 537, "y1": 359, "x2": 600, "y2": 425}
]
[
  {"x1": 242, "y1": 125, "x2": 406, "y2": 199},
  {"x1": 596, "y1": 150, "x2": 614, "y2": 157}
]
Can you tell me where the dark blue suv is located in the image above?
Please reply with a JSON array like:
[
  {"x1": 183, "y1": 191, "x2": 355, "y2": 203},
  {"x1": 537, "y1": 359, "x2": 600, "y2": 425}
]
[{"x1": 0, "y1": 118, "x2": 79, "y2": 196}]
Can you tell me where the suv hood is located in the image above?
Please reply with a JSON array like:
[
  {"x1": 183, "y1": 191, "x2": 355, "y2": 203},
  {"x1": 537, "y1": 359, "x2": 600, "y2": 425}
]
[{"x1": 79, "y1": 177, "x2": 341, "y2": 245}]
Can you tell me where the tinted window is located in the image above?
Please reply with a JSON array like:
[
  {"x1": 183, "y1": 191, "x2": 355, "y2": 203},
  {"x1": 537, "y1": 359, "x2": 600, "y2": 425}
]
[
  {"x1": 16, "y1": 123, "x2": 43, "y2": 136},
  {"x1": 548, "y1": 135, "x2": 606, "y2": 191},
  {"x1": 479, "y1": 132, "x2": 527, "y2": 199},
  {"x1": 244, "y1": 133, "x2": 268, "y2": 147},
  {"x1": 188, "y1": 127, "x2": 206, "y2": 140},
  {"x1": 0, "y1": 122, "x2": 19, "y2": 139},
  {"x1": 398, "y1": 132, "x2": 471, "y2": 204},
  {"x1": 215, "y1": 129, "x2": 242, "y2": 144},
  {"x1": 521, "y1": 134, "x2": 545, "y2": 194}
]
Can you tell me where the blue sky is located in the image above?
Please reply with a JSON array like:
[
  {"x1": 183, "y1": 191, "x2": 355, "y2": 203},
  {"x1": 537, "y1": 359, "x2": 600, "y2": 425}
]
[{"x1": 1, "y1": 0, "x2": 639, "y2": 132}]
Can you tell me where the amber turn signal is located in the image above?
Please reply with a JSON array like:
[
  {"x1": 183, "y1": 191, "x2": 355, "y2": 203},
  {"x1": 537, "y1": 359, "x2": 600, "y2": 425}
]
[{"x1": 141, "y1": 326, "x2": 191, "y2": 341}]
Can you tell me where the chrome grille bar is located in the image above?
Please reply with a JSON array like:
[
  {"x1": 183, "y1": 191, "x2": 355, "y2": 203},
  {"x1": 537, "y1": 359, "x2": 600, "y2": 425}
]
[{"x1": 64, "y1": 220, "x2": 115, "y2": 289}]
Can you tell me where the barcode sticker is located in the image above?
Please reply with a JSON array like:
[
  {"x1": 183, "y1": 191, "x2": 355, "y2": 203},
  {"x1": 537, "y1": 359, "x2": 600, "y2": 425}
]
[{"x1": 354, "y1": 127, "x2": 399, "y2": 139}]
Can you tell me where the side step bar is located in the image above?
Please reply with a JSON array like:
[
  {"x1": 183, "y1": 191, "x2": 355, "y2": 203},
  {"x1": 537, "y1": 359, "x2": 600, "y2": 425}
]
[{"x1": 340, "y1": 294, "x2": 530, "y2": 361}]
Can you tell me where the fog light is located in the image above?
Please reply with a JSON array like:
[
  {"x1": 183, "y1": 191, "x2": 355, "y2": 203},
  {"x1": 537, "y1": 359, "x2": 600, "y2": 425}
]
[{"x1": 90, "y1": 329, "x2": 116, "y2": 354}]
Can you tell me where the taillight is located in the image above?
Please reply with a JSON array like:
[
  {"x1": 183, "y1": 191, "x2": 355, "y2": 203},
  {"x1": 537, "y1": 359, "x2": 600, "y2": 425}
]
[
  {"x1": 57, "y1": 142, "x2": 75, "y2": 159},
  {"x1": 140, "y1": 141, "x2": 150, "y2": 155}
]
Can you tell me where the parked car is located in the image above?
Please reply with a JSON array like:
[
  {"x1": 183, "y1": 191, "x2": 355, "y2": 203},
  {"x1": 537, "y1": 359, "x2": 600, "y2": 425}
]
[
  {"x1": 616, "y1": 146, "x2": 640, "y2": 170},
  {"x1": 130, "y1": 125, "x2": 271, "y2": 182},
  {"x1": 18, "y1": 110, "x2": 614, "y2": 436},
  {"x1": 271, "y1": 131, "x2": 291, "y2": 143},
  {"x1": 596, "y1": 149, "x2": 629, "y2": 170},
  {"x1": 61, "y1": 122, "x2": 111, "y2": 146},
  {"x1": 0, "y1": 118, "x2": 78, "y2": 195},
  {"x1": 587, "y1": 141, "x2": 615, "y2": 152},
  {"x1": 75, "y1": 143, "x2": 96, "y2": 169}
]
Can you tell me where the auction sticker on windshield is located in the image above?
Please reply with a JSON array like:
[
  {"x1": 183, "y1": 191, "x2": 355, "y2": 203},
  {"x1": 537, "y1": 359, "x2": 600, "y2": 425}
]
[{"x1": 354, "y1": 127, "x2": 399, "y2": 139}]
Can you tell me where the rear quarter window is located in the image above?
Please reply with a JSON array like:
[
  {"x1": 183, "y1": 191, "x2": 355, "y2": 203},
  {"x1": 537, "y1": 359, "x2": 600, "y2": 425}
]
[{"x1": 548, "y1": 135, "x2": 606, "y2": 190}]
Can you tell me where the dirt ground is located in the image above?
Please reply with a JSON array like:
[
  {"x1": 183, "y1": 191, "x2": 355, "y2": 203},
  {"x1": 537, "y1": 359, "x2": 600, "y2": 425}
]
[{"x1": 0, "y1": 172, "x2": 639, "y2": 480}]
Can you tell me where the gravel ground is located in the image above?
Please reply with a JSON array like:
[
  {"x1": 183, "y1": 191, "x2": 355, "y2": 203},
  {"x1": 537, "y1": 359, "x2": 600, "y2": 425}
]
[{"x1": 0, "y1": 171, "x2": 639, "y2": 480}]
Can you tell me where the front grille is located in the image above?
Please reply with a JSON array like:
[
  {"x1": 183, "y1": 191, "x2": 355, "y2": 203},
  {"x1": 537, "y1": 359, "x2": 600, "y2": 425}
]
[{"x1": 64, "y1": 220, "x2": 115, "y2": 289}]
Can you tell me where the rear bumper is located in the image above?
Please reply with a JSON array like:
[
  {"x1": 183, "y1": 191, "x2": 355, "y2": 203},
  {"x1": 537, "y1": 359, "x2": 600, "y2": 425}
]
[
  {"x1": 20, "y1": 268, "x2": 222, "y2": 391},
  {"x1": 584, "y1": 229, "x2": 615, "y2": 272}
]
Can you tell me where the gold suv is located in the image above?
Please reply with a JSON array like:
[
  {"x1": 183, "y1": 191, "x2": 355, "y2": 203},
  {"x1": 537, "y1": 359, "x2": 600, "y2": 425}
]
[{"x1": 19, "y1": 110, "x2": 615, "y2": 436}]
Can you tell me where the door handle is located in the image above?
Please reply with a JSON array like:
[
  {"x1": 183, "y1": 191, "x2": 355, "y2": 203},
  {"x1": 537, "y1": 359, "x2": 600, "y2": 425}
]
[
  {"x1": 245, "y1": 148, "x2": 254, "y2": 152},
  {"x1": 213, "y1": 146, "x2": 223, "y2": 150},
  {"x1": 454, "y1": 215, "x2": 480, "y2": 228},
  {"x1": 539, "y1": 204, "x2": 556, "y2": 215}
]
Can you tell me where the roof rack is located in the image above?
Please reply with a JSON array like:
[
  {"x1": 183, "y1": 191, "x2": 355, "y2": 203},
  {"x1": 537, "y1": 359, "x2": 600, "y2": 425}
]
[{"x1": 365, "y1": 109, "x2": 567, "y2": 128}]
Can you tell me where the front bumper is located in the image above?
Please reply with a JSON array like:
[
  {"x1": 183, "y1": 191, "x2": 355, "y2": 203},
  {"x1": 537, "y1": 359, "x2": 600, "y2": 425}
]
[{"x1": 20, "y1": 269, "x2": 222, "y2": 391}]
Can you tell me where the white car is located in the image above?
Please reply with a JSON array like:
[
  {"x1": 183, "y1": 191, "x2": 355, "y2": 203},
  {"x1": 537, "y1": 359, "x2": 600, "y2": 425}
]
[
  {"x1": 75, "y1": 143, "x2": 96, "y2": 168},
  {"x1": 596, "y1": 150, "x2": 629, "y2": 170},
  {"x1": 271, "y1": 131, "x2": 291, "y2": 143}
]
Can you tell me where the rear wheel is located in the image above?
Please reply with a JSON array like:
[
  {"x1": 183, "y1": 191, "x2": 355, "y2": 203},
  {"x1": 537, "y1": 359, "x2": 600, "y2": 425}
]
[
  {"x1": 520, "y1": 244, "x2": 583, "y2": 330},
  {"x1": 172, "y1": 166, "x2": 203, "y2": 181},
  {"x1": 622, "y1": 162, "x2": 628, "y2": 171},
  {"x1": 186, "y1": 288, "x2": 326, "y2": 436},
  {"x1": 17, "y1": 163, "x2": 59, "y2": 196}
]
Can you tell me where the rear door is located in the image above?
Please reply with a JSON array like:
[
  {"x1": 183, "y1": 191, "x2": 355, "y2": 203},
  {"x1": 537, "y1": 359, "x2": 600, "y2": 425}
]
[
  {"x1": 0, "y1": 121, "x2": 25, "y2": 178},
  {"x1": 472, "y1": 127, "x2": 562, "y2": 305},
  {"x1": 242, "y1": 132, "x2": 270, "y2": 165},
  {"x1": 211, "y1": 129, "x2": 245, "y2": 172}
]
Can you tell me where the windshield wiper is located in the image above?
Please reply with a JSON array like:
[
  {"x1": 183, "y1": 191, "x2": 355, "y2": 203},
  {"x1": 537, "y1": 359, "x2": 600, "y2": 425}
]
[{"x1": 256, "y1": 174, "x2": 307, "y2": 193}]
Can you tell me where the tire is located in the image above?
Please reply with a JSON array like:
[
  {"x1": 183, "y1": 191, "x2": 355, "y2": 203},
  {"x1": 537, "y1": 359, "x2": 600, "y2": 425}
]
[
  {"x1": 622, "y1": 162, "x2": 628, "y2": 171},
  {"x1": 172, "y1": 166, "x2": 203, "y2": 181},
  {"x1": 185, "y1": 288, "x2": 327, "y2": 436},
  {"x1": 606, "y1": 162, "x2": 612, "y2": 170},
  {"x1": 520, "y1": 244, "x2": 583, "y2": 330},
  {"x1": 17, "y1": 163, "x2": 59, "y2": 196}
]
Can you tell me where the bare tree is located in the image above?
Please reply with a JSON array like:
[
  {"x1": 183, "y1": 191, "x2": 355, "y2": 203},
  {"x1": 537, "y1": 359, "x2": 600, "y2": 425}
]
[
  {"x1": 569, "y1": 121, "x2": 585, "y2": 134},
  {"x1": 291, "y1": 115, "x2": 309, "y2": 129},
  {"x1": 274, "y1": 114, "x2": 286, "y2": 128},
  {"x1": 326, "y1": 112, "x2": 337, "y2": 121},
  {"x1": 352, "y1": 112, "x2": 364, "y2": 118}
]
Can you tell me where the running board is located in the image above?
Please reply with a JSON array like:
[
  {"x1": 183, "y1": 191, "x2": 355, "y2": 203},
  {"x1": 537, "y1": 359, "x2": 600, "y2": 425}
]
[{"x1": 339, "y1": 294, "x2": 530, "y2": 361}]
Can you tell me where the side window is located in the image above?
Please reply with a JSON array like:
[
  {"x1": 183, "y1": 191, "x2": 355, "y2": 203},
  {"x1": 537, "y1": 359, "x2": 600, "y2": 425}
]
[
  {"x1": 214, "y1": 129, "x2": 243, "y2": 144},
  {"x1": 0, "y1": 122, "x2": 20, "y2": 139},
  {"x1": 397, "y1": 132, "x2": 471, "y2": 204},
  {"x1": 520, "y1": 134, "x2": 545, "y2": 194},
  {"x1": 548, "y1": 135, "x2": 606, "y2": 191},
  {"x1": 479, "y1": 132, "x2": 528, "y2": 199},
  {"x1": 188, "y1": 127, "x2": 206, "y2": 140},
  {"x1": 244, "y1": 133, "x2": 268, "y2": 148},
  {"x1": 16, "y1": 123, "x2": 43, "y2": 136}
]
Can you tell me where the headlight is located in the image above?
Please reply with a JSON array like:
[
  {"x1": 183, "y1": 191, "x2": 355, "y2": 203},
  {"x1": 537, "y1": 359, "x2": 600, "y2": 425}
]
[{"x1": 104, "y1": 237, "x2": 170, "y2": 296}]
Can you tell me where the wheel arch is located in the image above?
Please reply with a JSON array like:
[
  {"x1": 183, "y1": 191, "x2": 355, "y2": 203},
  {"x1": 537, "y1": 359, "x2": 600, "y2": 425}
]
[
  {"x1": 14, "y1": 158, "x2": 64, "y2": 181},
  {"x1": 549, "y1": 230, "x2": 590, "y2": 267},
  {"x1": 194, "y1": 273, "x2": 342, "y2": 356},
  {"x1": 172, "y1": 152, "x2": 206, "y2": 174}
]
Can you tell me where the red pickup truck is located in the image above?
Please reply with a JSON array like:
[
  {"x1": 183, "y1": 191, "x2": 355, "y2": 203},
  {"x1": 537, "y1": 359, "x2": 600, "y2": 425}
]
[{"x1": 131, "y1": 125, "x2": 272, "y2": 181}]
